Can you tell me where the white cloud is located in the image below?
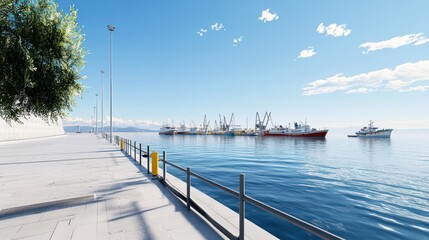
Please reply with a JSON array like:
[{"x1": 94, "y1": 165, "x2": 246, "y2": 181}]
[
  {"x1": 63, "y1": 117, "x2": 92, "y2": 126},
  {"x1": 297, "y1": 47, "x2": 317, "y2": 59},
  {"x1": 399, "y1": 85, "x2": 429, "y2": 92},
  {"x1": 316, "y1": 23, "x2": 325, "y2": 34},
  {"x1": 303, "y1": 60, "x2": 429, "y2": 95},
  {"x1": 211, "y1": 23, "x2": 225, "y2": 31},
  {"x1": 258, "y1": 9, "x2": 279, "y2": 23},
  {"x1": 415, "y1": 38, "x2": 429, "y2": 46},
  {"x1": 63, "y1": 116, "x2": 162, "y2": 129},
  {"x1": 232, "y1": 36, "x2": 243, "y2": 46},
  {"x1": 359, "y1": 33, "x2": 429, "y2": 53},
  {"x1": 324, "y1": 119, "x2": 429, "y2": 129},
  {"x1": 196, "y1": 28, "x2": 207, "y2": 36},
  {"x1": 316, "y1": 23, "x2": 351, "y2": 37},
  {"x1": 346, "y1": 88, "x2": 371, "y2": 94}
]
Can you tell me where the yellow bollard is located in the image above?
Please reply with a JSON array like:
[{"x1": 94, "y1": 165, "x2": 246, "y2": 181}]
[
  {"x1": 120, "y1": 138, "x2": 124, "y2": 151},
  {"x1": 151, "y1": 152, "x2": 159, "y2": 176}
]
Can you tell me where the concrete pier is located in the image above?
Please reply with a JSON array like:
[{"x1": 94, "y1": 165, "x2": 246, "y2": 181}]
[{"x1": 0, "y1": 134, "x2": 276, "y2": 240}]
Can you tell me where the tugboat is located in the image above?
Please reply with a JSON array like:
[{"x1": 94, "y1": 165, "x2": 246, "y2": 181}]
[
  {"x1": 264, "y1": 121, "x2": 328, "y2": 137},
  {"x1": 348, "y1": 120, "x2": 392, "y2": 138}
]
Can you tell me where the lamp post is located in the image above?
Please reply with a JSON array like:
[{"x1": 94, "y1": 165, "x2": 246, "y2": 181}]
[
  {"x1": 101, "y1": 70, "x2": 105, "y2": 138},
  {"x1": 93, "y1": 107, "x2": 95, "y2": 133},
  {"x1": 95, "y1": 94, "x2": 98, "y2": 135},
  {"x1": 107, "y1": 24, "x2": 116, "y2": 143}
]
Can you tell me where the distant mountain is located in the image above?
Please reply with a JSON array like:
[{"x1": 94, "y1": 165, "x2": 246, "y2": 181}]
[
  {"x1": 113, "y1": 127, "x2": 158, "y2": 132},
  {"x1": 63, "y1": 125, "x2": 158, "y2": 133}
]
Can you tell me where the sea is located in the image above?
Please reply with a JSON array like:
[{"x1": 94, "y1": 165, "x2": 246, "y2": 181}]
[{"x1": 118, "y1": 129, "x2": 429, "y2": 240}]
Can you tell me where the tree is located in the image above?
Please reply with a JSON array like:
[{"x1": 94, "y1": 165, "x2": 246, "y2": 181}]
[{"x1": 0, "y1": 0, "x2": 86, "y2": 124}]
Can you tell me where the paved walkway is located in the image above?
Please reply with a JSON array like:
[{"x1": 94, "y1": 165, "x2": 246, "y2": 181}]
[{"x1": 0, "y1": 134, "x2": 223, "y2": 240}]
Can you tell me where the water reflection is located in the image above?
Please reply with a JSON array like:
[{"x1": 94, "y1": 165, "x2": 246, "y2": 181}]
[
  {"x1": 358, "y1": 137, "x2": 391, "y2": 149},
  {"x1": 356, "y1": 138, "x2": 392, "y2": 162},
  {"x1": 118, "y1": 131, "x2": 429, "y2": 240}
]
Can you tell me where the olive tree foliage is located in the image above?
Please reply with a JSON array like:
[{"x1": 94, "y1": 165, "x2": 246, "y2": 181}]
[{"x1": 0, "y1": 0, "x2": 86, "y2": 124}]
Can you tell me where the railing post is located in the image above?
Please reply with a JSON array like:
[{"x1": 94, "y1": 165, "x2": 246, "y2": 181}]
[
  {"x1": 187, "y1": 167, "x2": 191, "y2": 211},
  {"x1": 163, "y1": 151, "x2": 166, "y2": 184},
  {"x1": 147, "y1": 145, "x2": 150, "y2": 174},
  {"x1": 139, "y1": 143, "x2": 142, "y2": 165},
  {"x1": 239, "y1": 174, "x2": 245, "y2": 240},
  {"x1": 134, "y1": 141, "x2": 136, "y2": 160}
]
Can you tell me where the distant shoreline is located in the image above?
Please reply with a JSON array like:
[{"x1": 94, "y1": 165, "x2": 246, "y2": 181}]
[{"x1": 63, "y1": 125, "x2": 158, "y2": 133}]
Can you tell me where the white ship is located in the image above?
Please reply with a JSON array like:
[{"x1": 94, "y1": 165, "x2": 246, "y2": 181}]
[
  {"x1": 159, "y1": 123, "x2": 177, "y2": 135},
  {"x1": 348, "y1": 120, "x2": 392, "y2": 138},
  {"x1": 264, "y1": 122, "x2": 328, "y2": 137},
  {"x1": 176, "y1": 121, "x2": 190, "y2": 134}
]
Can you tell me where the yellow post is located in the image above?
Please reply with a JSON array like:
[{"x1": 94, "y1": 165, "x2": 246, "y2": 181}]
[
  {"x1": 120, "y1": 138, "x2": 124, "y2": 151},
  {"x1": 151, "y1": 152, "x2": 159, "y2": 176}
]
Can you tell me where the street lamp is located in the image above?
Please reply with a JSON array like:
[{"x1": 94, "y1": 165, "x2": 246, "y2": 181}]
[
  {"x1": 107, "y1": 24, "x2": 116, "y2": 143},
  {"x1": 95, "y1": 94, "x2": 98, "y2": 135},
  {"x1": 101, "y1": 70, "x2": 105, "y2": 138},
  {"x1": 93, "y1": 107, "x2": 95, "y2": 133}
]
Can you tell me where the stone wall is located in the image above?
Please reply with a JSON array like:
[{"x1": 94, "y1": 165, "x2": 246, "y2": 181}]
[{"x1": 0, "y1": 117, "x2": 64, "y2": 141}]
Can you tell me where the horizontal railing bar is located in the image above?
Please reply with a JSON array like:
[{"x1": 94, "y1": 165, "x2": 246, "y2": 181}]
[
  {"x1": 243, "y1": 195, "x2": 343, "y2": 240},
  {"x1": 190, "y1": 196, "x2": 237, "y2": 240},
  {"x1": 190, "y1": 171, "x2": 239, "y2": 199},
  {"x1": 163, "y1": 178, "x2": 187, "y2": 202},
  {"x1": 165, "y1": 160, "x2": 187, "y2": 172},
  {"x1": 163, "y1": 178, "x2": 237, "y2": 240},
  {"x1": 115, "y1": 137, "x2": 343, "y2": 239}
]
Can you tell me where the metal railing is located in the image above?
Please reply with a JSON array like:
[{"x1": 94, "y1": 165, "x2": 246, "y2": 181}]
[{"x1": 117, "y1": 136, "x2": 343, "y2": 240}]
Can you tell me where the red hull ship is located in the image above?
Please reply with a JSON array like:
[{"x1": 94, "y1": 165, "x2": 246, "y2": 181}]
[{"x1": 263, "y1": 122, "x2": 328, "y2": 137}]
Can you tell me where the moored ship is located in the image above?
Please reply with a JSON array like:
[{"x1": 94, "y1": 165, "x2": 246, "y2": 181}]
[
  {"x1": 159, "y1": 123, "x2": 177, "y2": 135},
  {"x1": 263, "y1": 122, "x2": 328, "y2": 137},
  {"x1": 176, "y1": 121, "x2": 190, "y2": 134},
  {"x1": 348, "y1": 120, "x2": 392, "y2": 138}
]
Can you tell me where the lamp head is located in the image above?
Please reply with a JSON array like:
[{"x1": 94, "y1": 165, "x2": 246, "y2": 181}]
[{"x1": 107, "y1": 25, "x2": 116, "y2": 31}]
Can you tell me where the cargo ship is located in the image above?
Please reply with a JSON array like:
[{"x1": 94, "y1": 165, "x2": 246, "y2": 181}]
[{"x1": 263, "y1": 122, "x2": 328, "y2": 137}]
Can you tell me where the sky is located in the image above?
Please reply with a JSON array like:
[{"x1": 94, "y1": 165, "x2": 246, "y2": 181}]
[{"x1": 59, "y1": 0, "x2": 429, "y2": 129}]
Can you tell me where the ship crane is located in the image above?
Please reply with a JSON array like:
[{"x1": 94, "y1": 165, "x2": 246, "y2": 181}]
[
  {"x1": 218, "y1": 114, "x2": 230, "y2": 132},
  {"x1": 255, "y1": 112, "x2": 271, "y2": 135},
  {"x1": 229, "y1": 113, "x2": 235, "y2": 130}
]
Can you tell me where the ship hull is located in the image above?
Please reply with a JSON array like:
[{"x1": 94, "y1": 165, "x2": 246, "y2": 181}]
[
  {"x1": 176, "y1": 132, "x2": 190, "y2": 135},
  {"x1": 159, "y1": 131, "x2": 176, "y2": 135},
  {"x1": 159, "y1": 133, "x2": 175, "y2": 135},
  {"x1": 263, "y1": 129, "x2": 328, "y2": 137},
  {"x1": 351, "y1": 129, "x2": 392, "y2": 138}
]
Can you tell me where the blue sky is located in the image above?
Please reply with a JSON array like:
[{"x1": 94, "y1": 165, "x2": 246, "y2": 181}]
[{"x1": 60, "y1": 0, "x2": 429, "y2": 129}]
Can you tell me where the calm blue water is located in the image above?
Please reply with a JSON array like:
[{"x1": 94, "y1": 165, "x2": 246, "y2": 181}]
[{"x1": 119, "y1": 129, "x2": 429, "y2": 240}]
